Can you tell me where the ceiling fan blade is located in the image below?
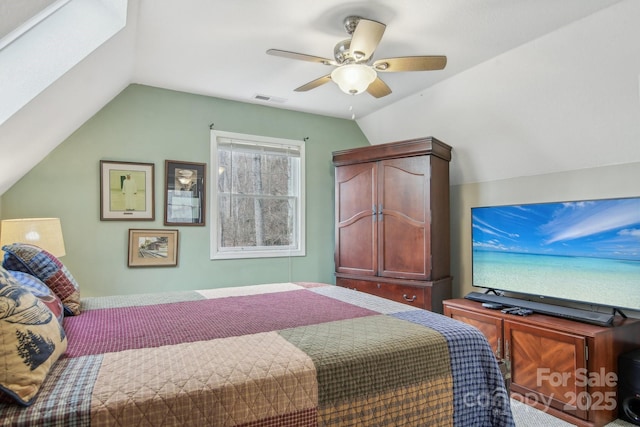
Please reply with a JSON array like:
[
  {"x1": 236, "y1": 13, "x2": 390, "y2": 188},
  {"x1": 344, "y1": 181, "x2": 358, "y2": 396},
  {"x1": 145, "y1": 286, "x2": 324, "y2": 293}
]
[
  {"x1": 267, "y1": 49, "x2": 336, "y2": 65},
  {"x1": 367, "y1": 77, "x2": 392, "y2": 98},
  {"x1": 349, "y1": 18, "x2": 386, "y2": 61},
  {"x1": 373, "y1": 56, "x2": 447, "y2": 72},
  {"x1": 295, "y1": 75, "x2": 332, "y2": 92}
]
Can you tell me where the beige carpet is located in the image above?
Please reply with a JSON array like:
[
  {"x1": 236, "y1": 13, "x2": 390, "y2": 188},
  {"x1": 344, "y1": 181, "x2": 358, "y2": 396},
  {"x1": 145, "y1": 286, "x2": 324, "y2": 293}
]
[{"x1": 510, "y1": 398, "x2": 636, "y2": 426}]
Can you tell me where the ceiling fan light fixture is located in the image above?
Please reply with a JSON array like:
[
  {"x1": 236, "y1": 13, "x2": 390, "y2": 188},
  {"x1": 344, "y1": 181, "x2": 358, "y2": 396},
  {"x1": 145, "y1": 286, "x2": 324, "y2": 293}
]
[
  {"x1": 331, "y1": 64, "x2": 377, "y2": 95},
  {"x1": 267, "y1": 16, "x2": 446, "y2": 99}
]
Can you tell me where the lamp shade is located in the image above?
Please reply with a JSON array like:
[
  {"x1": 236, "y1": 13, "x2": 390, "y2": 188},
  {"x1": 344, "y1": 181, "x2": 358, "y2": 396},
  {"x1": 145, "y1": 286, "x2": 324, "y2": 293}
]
[
  {"x1": 331, "y1": 64, "x2": 377, "y2": 95},
  {"x1": 0, "y1": 218, "x2": 66, "y2": 257}
]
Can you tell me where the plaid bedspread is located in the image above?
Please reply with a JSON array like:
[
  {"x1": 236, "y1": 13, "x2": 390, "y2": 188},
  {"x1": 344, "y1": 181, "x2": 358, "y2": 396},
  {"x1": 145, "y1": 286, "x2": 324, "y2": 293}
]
[{"x1": 0, "y1": 282, "x2": 514, "y2": 426}]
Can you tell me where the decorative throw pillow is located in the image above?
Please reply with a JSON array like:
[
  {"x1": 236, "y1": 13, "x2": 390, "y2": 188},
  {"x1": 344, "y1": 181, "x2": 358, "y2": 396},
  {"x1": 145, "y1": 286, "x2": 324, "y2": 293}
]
[
  {"x1": 0, "y1": 267, "x2": 67, "y2": 406},
  {"x1": 2, "y1": 243, "x2": 81, "y2": 315},
  {"x1": 8, "y1": 270, "x2": 65, "y2": 324}
]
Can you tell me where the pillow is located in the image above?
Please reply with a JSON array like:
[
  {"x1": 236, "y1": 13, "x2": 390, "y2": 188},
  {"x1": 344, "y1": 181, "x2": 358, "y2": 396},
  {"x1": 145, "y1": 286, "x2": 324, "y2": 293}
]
[
  {"x1": 2, "y1": 243, "x2": 80, "y2": 315},
  {"x1": 8, "y1": 270, "x2": 64, "y2": 324},
  {"x1": 0, "y1": 267, "x2": 67, "y2": 406}
]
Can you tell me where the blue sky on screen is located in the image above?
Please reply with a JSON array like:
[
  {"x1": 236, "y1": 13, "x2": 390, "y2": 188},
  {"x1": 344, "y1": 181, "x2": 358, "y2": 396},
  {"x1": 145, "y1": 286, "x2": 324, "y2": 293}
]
[{"x1": 472, "y1": 198, "x2": 640, "y2": 260}]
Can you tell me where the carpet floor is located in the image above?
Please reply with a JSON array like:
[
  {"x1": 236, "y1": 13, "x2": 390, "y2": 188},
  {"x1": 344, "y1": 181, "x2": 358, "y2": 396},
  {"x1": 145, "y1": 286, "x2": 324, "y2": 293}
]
[{"x1": 510, "y1": 398, "x2": 636, "y2": 426}]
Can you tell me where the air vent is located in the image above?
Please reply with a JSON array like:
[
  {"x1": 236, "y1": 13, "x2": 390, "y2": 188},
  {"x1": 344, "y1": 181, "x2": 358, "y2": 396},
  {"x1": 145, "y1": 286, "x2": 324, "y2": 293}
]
[{"x1": 253, "y1": 94, "x2": 287, "y2": 103}]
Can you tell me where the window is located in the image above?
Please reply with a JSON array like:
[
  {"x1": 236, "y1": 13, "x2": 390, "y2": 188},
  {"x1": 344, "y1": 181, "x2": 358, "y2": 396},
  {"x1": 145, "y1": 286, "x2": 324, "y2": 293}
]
[{"x1": 210, "y1": 130, "x2": 305, "y2": 259}]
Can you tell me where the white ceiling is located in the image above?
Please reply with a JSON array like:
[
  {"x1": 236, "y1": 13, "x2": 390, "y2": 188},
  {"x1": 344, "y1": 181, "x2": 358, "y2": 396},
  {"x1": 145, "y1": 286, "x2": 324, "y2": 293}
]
[
  {"x1": 132, "y1": 0, "x2": 621, "y2": 119},
  {"x1": 0, "y1": 0, "x2": 628, "y2": 195}
]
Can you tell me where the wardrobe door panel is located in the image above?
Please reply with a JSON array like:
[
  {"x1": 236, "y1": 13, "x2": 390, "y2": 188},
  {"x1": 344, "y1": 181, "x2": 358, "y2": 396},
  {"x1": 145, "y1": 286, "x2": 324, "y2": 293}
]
[
  {"x1": 378, "y1": 156, "x2": 431, "y2": 280},
  {"x1": 335, "y1": 162, "x2": 377, "y2": 276}
]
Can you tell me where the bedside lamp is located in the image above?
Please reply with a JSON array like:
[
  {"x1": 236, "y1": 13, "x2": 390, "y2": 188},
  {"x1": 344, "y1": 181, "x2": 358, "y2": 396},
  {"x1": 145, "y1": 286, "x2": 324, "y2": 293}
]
[{"x1": 0, "y1": 218, "x2": 66, "y2": 257}]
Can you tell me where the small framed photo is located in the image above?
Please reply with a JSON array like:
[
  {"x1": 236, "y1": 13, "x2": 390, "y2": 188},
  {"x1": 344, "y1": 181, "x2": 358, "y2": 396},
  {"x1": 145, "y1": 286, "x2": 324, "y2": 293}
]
[
  {"x1": 128, "y1": 229, "x2": 179, "y2": 267},
  {"x1": 100, "y1": 161, "x2": 155, "y2": 220},
  {"x1": 164, "y1": 160, "x2": 206, "y2": 226}
]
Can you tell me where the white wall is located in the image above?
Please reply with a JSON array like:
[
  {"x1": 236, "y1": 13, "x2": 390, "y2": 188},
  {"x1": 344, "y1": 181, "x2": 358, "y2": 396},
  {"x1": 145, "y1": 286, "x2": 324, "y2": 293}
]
[{"x1": 357, "y1": 0, "x2": 640, "y2": 187}]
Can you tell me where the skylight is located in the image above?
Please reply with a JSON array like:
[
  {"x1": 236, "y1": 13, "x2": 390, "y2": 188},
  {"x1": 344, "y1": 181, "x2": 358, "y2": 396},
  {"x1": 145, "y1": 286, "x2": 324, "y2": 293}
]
[
  {"x1": 0, "y1": 0, "x2": 128, "y2": 125},
  {"x1": 0, "y1": 0, "x2": 68, "y2": 48}
]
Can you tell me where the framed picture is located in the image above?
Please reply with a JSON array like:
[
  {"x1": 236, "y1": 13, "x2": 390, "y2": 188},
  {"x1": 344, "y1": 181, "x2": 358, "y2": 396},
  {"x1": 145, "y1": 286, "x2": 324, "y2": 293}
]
[
  {"x1": 164, "y1": 160, "x2": 206, "y2": 226},
  {"x1": 100, "y1": 161, "x2": 155, "y2": 220},
  {"x1": 128, "y1": 229, "x2": 179, "y2": 267}
]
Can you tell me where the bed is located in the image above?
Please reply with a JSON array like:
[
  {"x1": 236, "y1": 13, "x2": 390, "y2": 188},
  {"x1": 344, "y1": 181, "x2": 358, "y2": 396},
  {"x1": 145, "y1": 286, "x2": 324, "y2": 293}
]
[{"x1": 1, "y1": 281, "x2": 514, "y2": 426}]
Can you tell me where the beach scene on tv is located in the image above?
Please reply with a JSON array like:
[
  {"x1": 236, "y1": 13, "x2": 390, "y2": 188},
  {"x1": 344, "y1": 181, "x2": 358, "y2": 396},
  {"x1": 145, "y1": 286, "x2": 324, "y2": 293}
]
[{"x1": 472, "y1": 197, "x2": 640, "y2": 311}]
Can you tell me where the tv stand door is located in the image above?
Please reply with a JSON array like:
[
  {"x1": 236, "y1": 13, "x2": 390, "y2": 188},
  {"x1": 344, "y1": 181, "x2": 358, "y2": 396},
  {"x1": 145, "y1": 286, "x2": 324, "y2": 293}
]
[
  {"x1": 446, "y1": 306, "x2": 503, "y2": 359},
  {"x1": 504, "y1": 320, "x2": 588, "y2": 420}
]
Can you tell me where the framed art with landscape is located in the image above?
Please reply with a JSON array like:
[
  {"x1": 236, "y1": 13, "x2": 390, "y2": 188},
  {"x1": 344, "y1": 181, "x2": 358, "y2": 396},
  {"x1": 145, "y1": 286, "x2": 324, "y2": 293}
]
[
  {"x1": 100, "y1": 160, "x2": 155, "y2": 220},
  {"x1": 164, "y1": 160, "x2": 206, "y2": 226},
  {"x1": 128, "y1": 229, "x2": 178, "y2": 267}
]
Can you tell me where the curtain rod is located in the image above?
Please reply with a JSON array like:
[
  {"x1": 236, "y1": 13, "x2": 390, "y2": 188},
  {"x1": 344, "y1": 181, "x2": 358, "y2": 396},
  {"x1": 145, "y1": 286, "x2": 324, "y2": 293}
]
[{"x1": 209, "y1": 123, "x2": 309, "y2": 142}]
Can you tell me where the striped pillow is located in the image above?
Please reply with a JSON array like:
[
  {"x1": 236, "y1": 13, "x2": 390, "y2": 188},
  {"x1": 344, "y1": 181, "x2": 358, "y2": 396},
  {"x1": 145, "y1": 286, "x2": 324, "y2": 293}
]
[{"x1": 2, "y1": 243, "x2": 80, "y2": 315}]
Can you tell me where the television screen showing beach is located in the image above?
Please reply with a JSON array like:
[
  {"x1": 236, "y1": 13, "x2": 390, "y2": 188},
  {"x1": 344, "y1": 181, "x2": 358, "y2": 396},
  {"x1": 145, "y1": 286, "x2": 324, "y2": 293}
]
[{"x1": 472, "y1": 197, "x2": 640, "y2": 310}]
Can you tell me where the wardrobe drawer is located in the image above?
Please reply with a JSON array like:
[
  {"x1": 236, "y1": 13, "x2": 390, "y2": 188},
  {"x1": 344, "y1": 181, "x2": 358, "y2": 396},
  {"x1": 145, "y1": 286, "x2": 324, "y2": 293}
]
[{"x1": 337, "y1": 277, "x2": 426, "y2": 308}]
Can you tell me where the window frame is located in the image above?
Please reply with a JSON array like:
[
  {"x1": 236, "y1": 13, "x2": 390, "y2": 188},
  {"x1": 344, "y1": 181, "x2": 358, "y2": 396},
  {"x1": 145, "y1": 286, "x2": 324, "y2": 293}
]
[{"x1": 210, "y1": 130, "x2": 306, "y2": 260}]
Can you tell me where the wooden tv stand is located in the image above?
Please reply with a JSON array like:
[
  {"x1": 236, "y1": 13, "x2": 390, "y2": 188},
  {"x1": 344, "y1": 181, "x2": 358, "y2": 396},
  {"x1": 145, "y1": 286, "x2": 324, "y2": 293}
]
[{"x1": 443, "y1": 299, "x2": 640, "y2": 427}]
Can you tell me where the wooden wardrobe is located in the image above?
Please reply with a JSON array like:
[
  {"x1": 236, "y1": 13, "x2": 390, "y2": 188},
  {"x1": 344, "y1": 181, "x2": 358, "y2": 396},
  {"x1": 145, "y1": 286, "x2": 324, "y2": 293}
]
[{"x1": 332, "y1": 137, "x2": 452, "y2": 313}]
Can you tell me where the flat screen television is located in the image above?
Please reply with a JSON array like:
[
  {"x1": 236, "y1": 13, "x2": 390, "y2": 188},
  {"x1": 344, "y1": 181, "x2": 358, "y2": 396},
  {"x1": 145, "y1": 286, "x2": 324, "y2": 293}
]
[{"x1": 471, "y1": 196, "x2": 640, "y2": 312}]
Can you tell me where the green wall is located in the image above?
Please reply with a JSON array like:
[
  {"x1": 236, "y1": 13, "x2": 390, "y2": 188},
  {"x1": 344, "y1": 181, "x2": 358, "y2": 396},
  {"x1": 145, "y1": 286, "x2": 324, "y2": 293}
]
[{"x1": 1, "y1": 84, "x2": 370, "y2": 296}]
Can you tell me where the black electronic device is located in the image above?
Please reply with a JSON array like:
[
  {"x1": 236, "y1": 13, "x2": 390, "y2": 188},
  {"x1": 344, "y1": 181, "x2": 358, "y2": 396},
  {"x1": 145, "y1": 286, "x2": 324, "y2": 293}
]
[
  {"x1": 619, "y1": 349, "x2": 640, "y2": 426},
  {"x1": 466, "y1": 292, "x2": 615, "y2": 326},
  {"x1": 471, "y1": 196, "x2": 640, "y2": 314},
  {"x1": 482, "y1": 302, "x2": 503, "y2": 310},
  {"x1": 498, "y1": 306, "x2": 533, "y2": 316}
]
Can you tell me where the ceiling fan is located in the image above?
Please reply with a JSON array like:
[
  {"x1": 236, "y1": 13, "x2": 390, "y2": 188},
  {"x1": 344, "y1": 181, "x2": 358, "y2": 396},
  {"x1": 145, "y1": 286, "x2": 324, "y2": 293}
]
[{"x1": 266, "y1": 16, "x2": 447, "y2": 98}]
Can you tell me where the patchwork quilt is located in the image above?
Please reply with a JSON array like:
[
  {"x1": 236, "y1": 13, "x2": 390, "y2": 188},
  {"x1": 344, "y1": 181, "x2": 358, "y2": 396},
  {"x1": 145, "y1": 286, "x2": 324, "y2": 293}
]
[{"x1": 0, "y1": 282, "x2": 514, "y2": 426}]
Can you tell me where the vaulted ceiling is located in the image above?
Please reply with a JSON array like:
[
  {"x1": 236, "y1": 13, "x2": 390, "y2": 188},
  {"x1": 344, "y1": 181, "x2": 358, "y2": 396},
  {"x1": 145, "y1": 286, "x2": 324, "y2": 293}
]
[{"x1": 0, "y1": 0, "x2": 629, "y2": 195}]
